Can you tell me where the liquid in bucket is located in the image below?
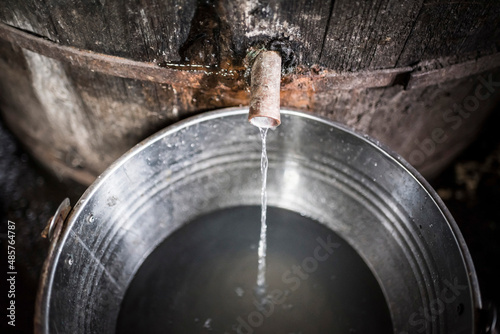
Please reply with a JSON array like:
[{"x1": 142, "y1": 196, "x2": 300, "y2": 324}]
[{"x1": 116, "y1": 206, "x2": 393, "y2": 333}]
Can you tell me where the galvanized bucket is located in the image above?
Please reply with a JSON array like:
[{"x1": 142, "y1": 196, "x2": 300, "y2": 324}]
[{"x1": 36, "y1": 108, "x2": 484, "y2": 333}]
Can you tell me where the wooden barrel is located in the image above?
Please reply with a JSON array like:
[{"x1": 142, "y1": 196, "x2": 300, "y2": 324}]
[{"x1": 1, "y1": 0, "x2": 500, "y2": 184}]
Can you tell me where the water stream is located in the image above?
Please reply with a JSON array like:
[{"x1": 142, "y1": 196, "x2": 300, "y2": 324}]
[{"x1": 256, "y1": 127, "x2": 269, "y2": 292}]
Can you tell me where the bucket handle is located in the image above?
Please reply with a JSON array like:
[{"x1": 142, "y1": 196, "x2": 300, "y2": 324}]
[
  {"x1": 41, "y1": 198, "x2": 71, "y2": 243},
  {"x1": 479, "y1": 301, "x2": 498, "y2": 334}
]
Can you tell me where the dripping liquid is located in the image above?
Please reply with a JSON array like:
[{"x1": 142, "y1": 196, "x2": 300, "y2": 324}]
[{"x1": 256, "y1": 127, "x2": 269, "y2": 293}]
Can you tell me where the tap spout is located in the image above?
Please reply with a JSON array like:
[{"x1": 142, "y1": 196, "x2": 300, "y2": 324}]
[{"x1": 248, "y1": 51, "x2": 282, "y2": 128}]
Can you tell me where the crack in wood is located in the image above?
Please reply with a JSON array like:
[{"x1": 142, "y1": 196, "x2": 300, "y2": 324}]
[
  {"x1": 318, "y1": 0, "x2": 335, "y2": 62},
  {"x1": 394, "y1": 1, "x2": 424, "y2": 67}
]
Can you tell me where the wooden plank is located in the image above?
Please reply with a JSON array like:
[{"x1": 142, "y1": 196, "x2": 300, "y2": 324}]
[
  {"x1": 0, "y1": 22, "x2": 236, "y2": 89},
  {"x1": 0, "y1": 22, "x2": 417, "y2": 91},
  {"x1": 5, "y1": 20, "x2": 500, "y2": 93},
  {"x1": 397, "y1": 1, "x2": 500, "y2": 67},
  {"x1": 0, "y1": 0, "x2": 197, "y2": 62},
  {"x1": 319, "y1": 0, "x2": 425, "y2": 71},
  {"x1": 315, "y1": 0, "x2": 500, "y2": 71},
  {"x1": 2, "y1": 0, "x2": 500, "y2": 72},
  {"x1": 0, "y1": 0, "x2": 59, "y2": 41}
]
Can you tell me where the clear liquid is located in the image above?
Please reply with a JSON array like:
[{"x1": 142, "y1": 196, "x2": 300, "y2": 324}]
[
  {"x1": 256, "y1": 127, "x2": 269, "y2": 291},
  {"x1": 116, "y1": 206, "x2": 393, "y2": 333}
]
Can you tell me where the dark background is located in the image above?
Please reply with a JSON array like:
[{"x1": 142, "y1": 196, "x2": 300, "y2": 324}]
[{"x1": 0, "y1": 108, "x2": 499, "y2": 333}]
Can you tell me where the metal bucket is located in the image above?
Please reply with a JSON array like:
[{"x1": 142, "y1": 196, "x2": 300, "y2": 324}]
[{"x1": 36, "y1": 108, "x2": 482, "y2": 333}]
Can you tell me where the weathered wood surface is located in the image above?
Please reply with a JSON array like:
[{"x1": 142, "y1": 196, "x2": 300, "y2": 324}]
[
  {"x1": 0, "y1": 0, "x2": 500, "y2": 184},
  {"x1": 0, "y1": 22, "x2": 418, "y2": 90},
  {"x1": 2, "y1": 0, "x2": 499, "y2": 69}
]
